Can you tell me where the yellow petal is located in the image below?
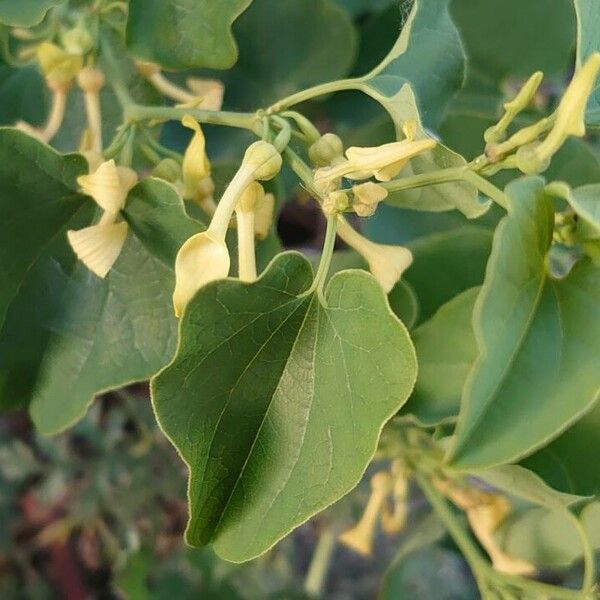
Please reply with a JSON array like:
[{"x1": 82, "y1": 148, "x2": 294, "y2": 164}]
[
  {"x1": 173, "y1": 231, "x2": 230, "y2": 317},
  {"x1": 346, "y1": 138, "x2": 436, "y2": 182},
  {"x1": 237, "y1": 182, "x2": 265, "y2": 213},
  {"x1": 67, "y1": 222, "x2": 128, "y2": 278},
  {"x1": 353, "y1": 182, "x2": 388, "y2": 207},
  {"x1": 185, "y1": 78, "x2": 225, "y2": 111},
  {"x1": 365, "y1": 244, "x2": 413, "y2": 293},
  {"x1": 182, "y1": 115, "x2": 210, "y2": 198},
  {"x1": 255, "y1": 193, "x2": 275, "y2": 239},
  {"x1": 77, "y1": 160, "x2": 138, "y2": 214},
  {"x1": 36, "y1": 42, "x2": 82, "y2": 83}
]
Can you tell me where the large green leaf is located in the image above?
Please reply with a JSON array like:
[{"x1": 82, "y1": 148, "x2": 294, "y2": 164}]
[
  {"x1": 351, "y1": 0, "x2": 465, "y2": 130},
  {"x1": 0, "y1": 0, "x2": 63, "y2": 26},
  {"x1": 0, "y1": 66, "x2": 48, "y2": 127},
  {"x1": 28, "y1": 235, "x2": 178, "y2": 435},
  {"x1": 0, "y1": 130, "x2": 178, "y2": 430},
  {"x1": 126, "y1": 0, "x2": 252, "y2": 71},
  {"x1": 0, "y1": 128, "x2": 88, "y2": 329},
  {"x1": 152, "y1": 251, "x2": 417, "y2": 562},
  {"x1": 333, "y1": 0, "x2": 396, "y2": 17},
  {"x1": 402, "y1": 287, "x2": 478, "y2": 426},
  {"x1": 547, "y1": 182, "x2": 600, "y2": 234},
  {"x1": 405, "y1": 227, "x2": 493, "y2": 323},
  {"x1": 448, "y1": 177, "x2": 600, "y2": 470},
  {"x1": 203, "y1": 0, "x2": 357, "y2": 108},
  {"x1": 122, "y1": 178, "x2": 204, "y2": 268},
  {"x1": 575, "y1": 0, "x2": 600, "y2": 125}
]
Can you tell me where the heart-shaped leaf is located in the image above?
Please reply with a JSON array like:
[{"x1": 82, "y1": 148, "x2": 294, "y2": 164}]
[
  {"x1": 448, "y1": 177, "x2": 600, "y2": 470},
  {"x1": 126, "y1": 0, "x2": 253, "y2": 71},
  {"x1": 0, "y1": 0, "x2": 63, "y2": 26},
  {"x1": 0, "y1": 131, "x2": 177, "y2": 432},
  {"x1": 152, "y1": 251, "x2": 417, "y2": 562}
]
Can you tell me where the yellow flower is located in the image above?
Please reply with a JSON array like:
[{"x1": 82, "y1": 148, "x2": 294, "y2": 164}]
[
  {"x1": 254, "y1": 192, "x2": 275, "y2": 240},
  {"x1": 172, "y1": 142, "x2": 282, "y2": 316},
  {"x1": 339, "y1": 472, "x2": 392, "y2": 556},
  {"x1": 172, "y1": 230, "x2": 231, "y2": 316},
  {"x1": 67, "y1": 160, "x2": 138, "y2": 278},
  {"x1": 315, "y1": 137, "x2": 436, "y2": 188},
  {"x1": 36, "y1": 42, "x2": 82, "y2": 85},
  {"x1": 181, "y1": 116, "x2": 211, "y2": 199},
  {"x1": 337, "y1": 217, "x2": 412, "y2": 292},
  {"x1": 352, "y1": 182, "x2": 388, "y2": 217},
  {"x1": 185, "y1": 78, "x2": 225, "y2": 111}
]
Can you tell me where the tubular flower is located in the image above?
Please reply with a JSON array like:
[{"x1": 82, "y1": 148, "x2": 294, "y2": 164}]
[
  {"x1": 173, "y1": 141, "x2": 282, "y2": 316},
  {"x1": 337, "y1": 217, "x2": 412, "y2": 293},
  {"x1": 185, "y1": 78, "x2": 225, "y2": 111},
  {"x1": 181, "y1": 116, "x2": 211, "y2": 200},
  {"x1": 315, "y1": 137, "x2": 436, "y2": 188},
  {"x1": 518, "y1": 53, "x2": 600, "y2": 174},
  {"x1": 67, "y1": 160, "x2": 138, "y2": 278},
  {"x1": 36, "y1": 42, "x2": 82, "y2": 84},
  {"x1": 352, "y1": 182, "x2": 389, "y2": 217},
  {"x1": 339, "y1": 472, "x2": 393, "y2": 556},
  {"x1": 235, "y1": 183, "x2": 263, "y2": 282}
]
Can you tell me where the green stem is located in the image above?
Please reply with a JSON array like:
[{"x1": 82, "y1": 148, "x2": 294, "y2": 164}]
[
  {"x1": 464, "y1": 171, "x2": 510, "y2": 210},
  {"x1": 284, "y1": 147, "x2": 318, "y2": 194},
  {"x1": 416, "y1": 473, "x2": 592, "y2": 600},
  {"x1": 374, "y1": 166, "x2": 468, "y2": 194},
  {"x1": 568, "y1": 512, "x2": 597, "y2": 594},
  {"x1": 311, "y1": 215, "x2": 337, "y2": 296},
  {"x1": 268, "y1": 78, "x2": 360, "y2": 113},
  {"x1": 304, "y1": 530, "x2": 336, "y2": 598},
  {"x1": 125, "y1": 104, "x2": 258, "y2": 131}
]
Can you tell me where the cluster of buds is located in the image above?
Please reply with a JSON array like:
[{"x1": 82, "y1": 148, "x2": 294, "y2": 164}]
[
  {"x1": 484, "y1": 53, "x2": 600, "y2": 175},
  {"x1": 339, "y1": 461, "x2": 411, "y2": 556},
  {"x1": 172, "y1": 140, "x2": 282, "y2": 316},
  {"x1": 67, "y1": 160, "x2": 138, "y2": 278}
]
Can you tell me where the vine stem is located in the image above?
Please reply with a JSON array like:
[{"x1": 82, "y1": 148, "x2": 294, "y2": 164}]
[
  {"x1": 416, "y1": 473, "x2": 594, "y2": 600},
  {"x1": 311, "y1": 215, "x2": 337, "y2": 297},
  {"x1": 304, "y1": 530, "x2": 336, "y2": 597},
  {"x1": 464, "y1": 170, "x2": 510, "y2": 210},
  {"x1": 124, "y1": 104, "x2": 258, "y2": 131},
  {"x1": 268, "y1": 78, "x2": 360, "y2": 113}
]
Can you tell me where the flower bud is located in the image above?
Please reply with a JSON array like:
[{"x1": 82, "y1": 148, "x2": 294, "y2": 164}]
[
  {"x1": 152, "y1": 158, "x2": 182, "y2": 184},
  {"x1": 309, "y1": 133, "x2": 344, "y2": 167},
  {"x1": 242, "y1": 141, "x2": 282, "y2": 181},
  {"x1": 62, "y1": 25, "x2": 95, "y2": 56},
  {"x1": 77, "y1": 66, "x2": 105, "y2": 94},
  {"x1": 322, "y1": 190, "x2": 350, "y2": 216}
]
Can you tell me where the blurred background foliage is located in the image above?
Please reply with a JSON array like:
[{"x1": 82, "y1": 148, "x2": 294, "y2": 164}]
[{"x1": 1, "y1": 0, "x2": 598, "y2": 597}]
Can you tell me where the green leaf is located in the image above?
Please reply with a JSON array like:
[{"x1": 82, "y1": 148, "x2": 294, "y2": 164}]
[
  {"x1": 496, "y1": 502, "x2": 600, "y2": 569},
  {"x1": 0, "y1": 65, "x2": 48, "y2": 127},
  {"x1": 452, "y1": 0, "x2": 576, "y2": 82},
  {"x1": 316, "y1": 249, "x2": 419, "y2": 328},
  {"x1": 0, "y1": 0, "x2": 63, "y2": 26},
  {"x1": 28, "y1": 235, "x2": 178, "y2": 435},
  {"x1": 152, "y1": 251, "x2": 417, "y2": 562},
  {"x1": 547, "y1": 181, "x2": 600, "y2": 234},
  {"x1": 448, "y1": 177, "x2": 600, "y2": 470},
  {"x1": 126, "y1": 0, "x2": 252, "y2": 71},
  {"x1": 575, "y1": 0, "x2": 600, "y2": 124},
  {"x1": 202, "y1": 0, "x2": 357, "y2": 108},
  {"x1": 521, "y1": 399, "x2": 600, "y2": 496},
  {"x1": 122, "y1": 178, "x2": 204, "y2": 268},
  {"x1": 402, "y1": 287, "x2": 478, "y2": 426},
  {"x1": 0, "y1": 128, "x2": 88, "y2": 329},
  {"x1": 333, "y1": 0, "x2": 395, "y2": 17},
  {"x1": 405, "y1": 227, "x2": 493, "y2": 323},
  {"x1": 353, "y1": 0, "x2": 465, "y2": 130}
]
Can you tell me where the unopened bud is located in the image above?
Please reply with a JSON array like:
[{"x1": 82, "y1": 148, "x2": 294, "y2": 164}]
[
  {"x1": 77, "y1": 66, "x2": 105, "y2": 93},
  {"x1": 242, "y1": 141, "x2": 282, "y2": 181},
  {"x1": 309, "y1": 133, "x2": 344, "y2": 167},
  {"x1": 152, "y1": 158, "x2": 182, "y2": 184}
]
